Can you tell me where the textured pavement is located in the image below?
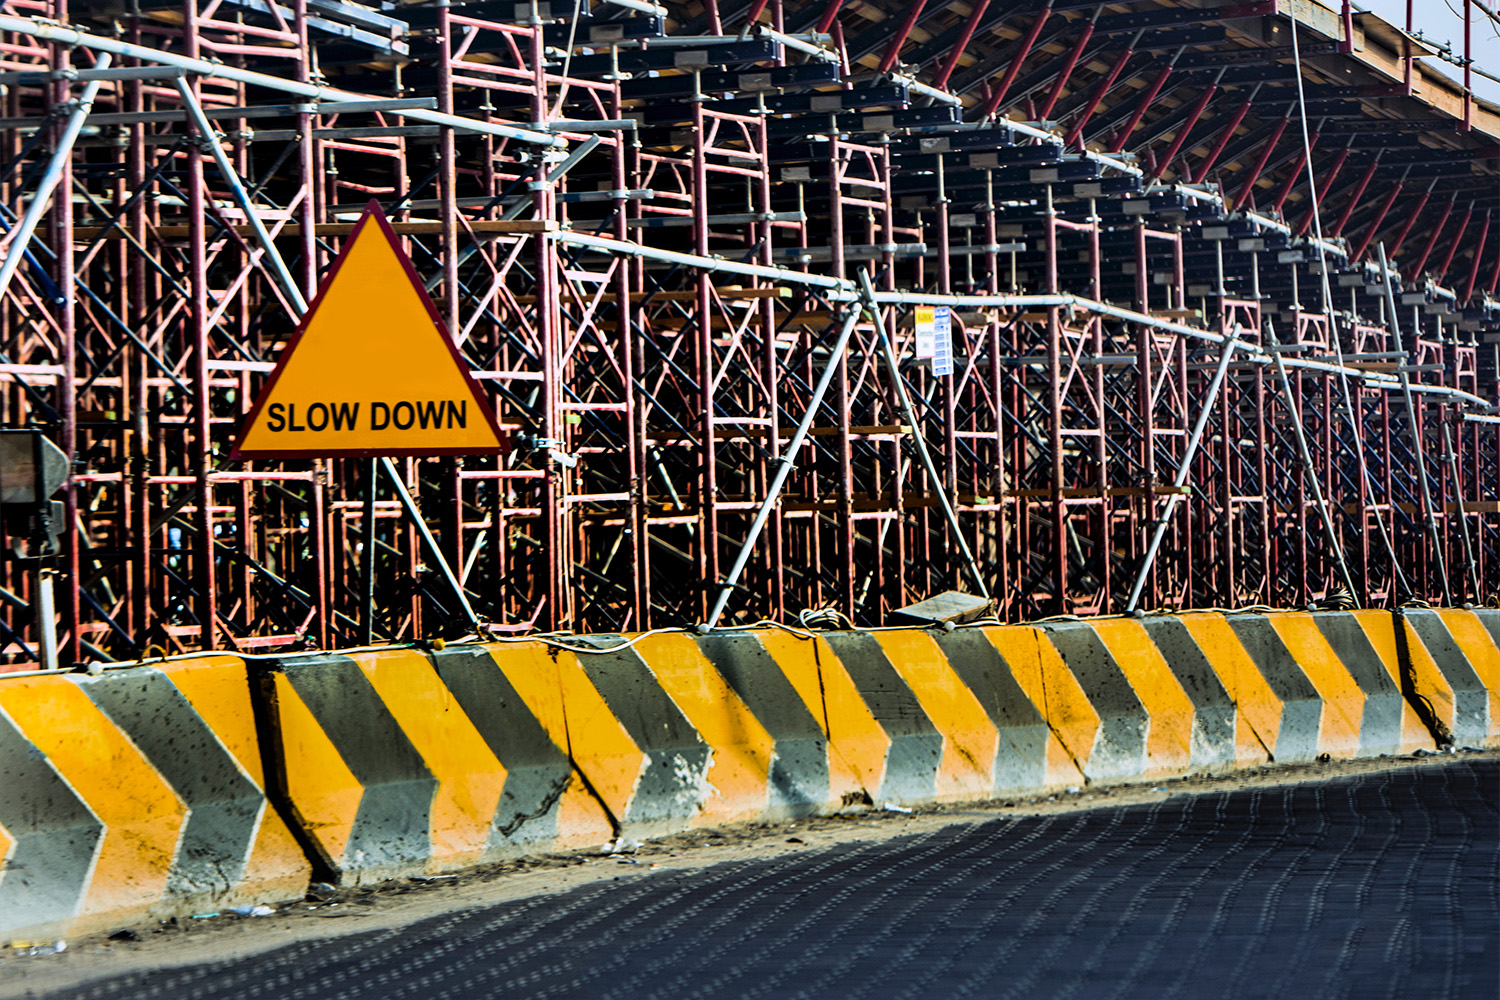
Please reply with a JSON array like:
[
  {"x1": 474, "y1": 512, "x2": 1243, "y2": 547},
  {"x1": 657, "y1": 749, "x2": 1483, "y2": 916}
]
[{"x1": 55, "y1": 759, "x2": 1499, "y2": 1000}]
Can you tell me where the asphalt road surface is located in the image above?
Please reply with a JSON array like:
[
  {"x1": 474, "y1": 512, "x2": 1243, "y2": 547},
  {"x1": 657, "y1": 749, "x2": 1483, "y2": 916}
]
[{"x1": 19, "y1": 758, "x2": 1500, "y2": 1000}]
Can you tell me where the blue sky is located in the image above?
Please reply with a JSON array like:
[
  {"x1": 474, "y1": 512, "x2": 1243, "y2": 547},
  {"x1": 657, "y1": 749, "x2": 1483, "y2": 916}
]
[{"x1": 1358, "y1": 0, "x2": 1500, "y2": 104}]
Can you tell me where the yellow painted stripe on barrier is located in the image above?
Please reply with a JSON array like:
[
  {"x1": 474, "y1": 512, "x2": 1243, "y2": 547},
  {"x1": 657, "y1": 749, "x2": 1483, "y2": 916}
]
[
  {"x1": 755, "y1": 631, "x2": 876, "y2": 803},
  {"x1": 550, "y1": 647, "x2": 646, "y2": 826},
  {"x1": 990, "y1": 627, "x2": 1098, "y2": 777},
  {"x1": 487, "y1": 644, "x2": 615, "y2": 847},
  {"x1": 0, "y1": 824, "x2": 13, "y2": 887},
  {"x1": 1265, "y1": 614, "x2": 1365, "y2": 759},
  {"x1": 871, "y1": 630, "x2": 996, "y2": 801},
  {"x1": 1436, "y1": 610, "x2": 1500, "y2": 742},
  {"x1": 354, "y1": 649, "x2": 508, "y2": 869},
  {"x1": 1349, "y1": 611, "x2": 1432, "y2": 754},
  {"x1": 272, "y1": 672, "x2": 362, "y2": 867},
  {"x1": 164, "y1": 659, "x2": 311, "y2": 898},
  {"x1": 631, "y1": 633, "x2": 776, "y2": 825},
  {"x1": 1089, "y1": 619, "x2": 1195, "y2": 774},
  {"x1": 165, "y1": 656, "x2": 271, "y2": 784},
  {"x1": 1175, "y1": 614, "x2": 1277, "y2": 765},
  {"x1": 0, "y1": 678, "x2": 183, "y2": 921}
]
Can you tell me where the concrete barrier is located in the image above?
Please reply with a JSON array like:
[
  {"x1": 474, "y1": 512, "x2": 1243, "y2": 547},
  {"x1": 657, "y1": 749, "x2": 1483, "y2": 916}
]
[
  {"x1": 427, "y1": 644, "x2": 615, "y2": 850},
  {"x1": 696, "y1": 630, "x2": 864, "y2": 815},
  {"x1": 1398, "y1": 608, "x2": 1500, "y2": 747},
  {"x1": 0, "y1": 606, "x2": 1475, "y2": 926},
  {"x1": 0, "y1": 657, "x2": 309, "y2": 943},
  {"x1": 929, "y1": 627, "x2": 1088, "y2": 795},
  {"x1": 1037, "y1": 618, "x2": 1200, "y2": 781},
  {"x1": 253, "y1": 647, "x2": 612, "y2": 885},
  {"x1": 1305, "y1": 610, "x2": 1432, "y2": 757}
]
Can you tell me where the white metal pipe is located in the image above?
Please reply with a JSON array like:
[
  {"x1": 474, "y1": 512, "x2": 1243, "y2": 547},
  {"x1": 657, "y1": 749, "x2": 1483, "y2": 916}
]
[
  {"x1": 0, "y1": 65, "x2": 184, "y2": 83},
  {"x1": 382, "y1": 457, "x2": 482, "y2": 631},
  {"x1": 755, "y1": 26, "x2": 840, "y2": 63},
  {"x1": 552, "y1": 233, "x2": 1496, "y2": 413},
  {"x1": 0, "y1": 15, "x2": 565, "y2": 148},
  {"x1": 893, "y1": 75, "x2": 964, "y2": 107},
  {"x1": 705, "y1": 297, "x2": 868, "y2": 629},
  {"x1": 175, "y1": 78, "x2": 309, "y2": 314},
  {"x1": 553, "y1": 229, "x2": 855, "y2": 291},
  {"x1": 1379, "y1": 242, "x2": 1452, "y2": 599},
  {"x1": 597, "y1": 0, "x2": 669, "y2": 16},
  {"x1": 1124, "y1": 333, "x2": 1244, "y2": 613},
  {"x1": 861, "y1": 270, "x2": 990, "y2": 599},
  {"x1": 1268, "y1": 318, "x2": 1361, "y2": 602},
  {"x1": 1440, "y1": 417, "x2": 1481, "y2": 598},
  {"x1": 0, "y1": 52, "x2": 110, "y2": 305}
]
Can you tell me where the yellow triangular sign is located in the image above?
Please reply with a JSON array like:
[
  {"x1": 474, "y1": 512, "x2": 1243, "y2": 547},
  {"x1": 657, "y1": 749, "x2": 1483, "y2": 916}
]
[{"x1": 232, "y1": 201, "x2": 505, "y2": 460}]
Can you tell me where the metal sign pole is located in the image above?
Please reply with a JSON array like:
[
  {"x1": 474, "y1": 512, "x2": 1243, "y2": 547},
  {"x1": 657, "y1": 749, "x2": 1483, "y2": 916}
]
[
  {"x1": 382, "y1": 457, "x2": 481, "y2": 632},
  {"x1": 362, "y1": 457, "x2": 378, "y2": 645}
]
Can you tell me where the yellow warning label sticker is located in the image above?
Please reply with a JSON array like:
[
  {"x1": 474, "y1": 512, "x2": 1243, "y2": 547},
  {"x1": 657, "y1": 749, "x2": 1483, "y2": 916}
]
[{"x1": 231, "y1": 202, "x2": 505, "y2": 459}]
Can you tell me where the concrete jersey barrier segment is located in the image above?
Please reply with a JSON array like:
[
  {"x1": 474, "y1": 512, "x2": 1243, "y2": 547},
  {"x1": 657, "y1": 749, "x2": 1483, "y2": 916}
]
[
  {"x1": 251, "y1": 646, "x2": 613, "y2": 885},
  {"x1": 0, "y1": 609, "x2": 1462, "y2": 942},
  {"x1": 1397, "y1": 608, "x2": 1500, "y2": 747},
  {"x1": 0, "y1": 656, "x2": 309, "y2": 943}
]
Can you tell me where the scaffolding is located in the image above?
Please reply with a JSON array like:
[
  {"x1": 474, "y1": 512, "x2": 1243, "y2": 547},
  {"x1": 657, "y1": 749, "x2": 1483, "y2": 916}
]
[{"x1": 0, "y1": 0, "x2": 1497, "y2": 665}]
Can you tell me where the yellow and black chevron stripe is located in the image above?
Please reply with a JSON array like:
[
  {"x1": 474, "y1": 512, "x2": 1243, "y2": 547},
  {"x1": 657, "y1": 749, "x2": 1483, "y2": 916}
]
[
  {"x1": 255, "y1": 645, "x2": 613, "y2": 884},
  {"x1": 0, "y1": 656, "x2": 308, "y2": 940},
  {"x1": 1398, "y1": 608, "x2": 1500, "y2": 747}
]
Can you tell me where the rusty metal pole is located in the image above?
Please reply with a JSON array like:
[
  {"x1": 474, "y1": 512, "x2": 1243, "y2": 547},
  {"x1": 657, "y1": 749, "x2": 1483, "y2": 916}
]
[
  {"x1": 183, "y1": 2, "x2": 217, "y2": 651},
  {"x1": 692, "y1": 71, "x2": 719, "y2": 623},
  {"x1": 1045, "y1": 186, "x2": 1066, "y2": 611},
  {"x1": 1378, "y1": 243, "x2": 1452, "y2": 604},
  {"x1": 531, "y1": 5, "x2": 566, "y2": 629}
]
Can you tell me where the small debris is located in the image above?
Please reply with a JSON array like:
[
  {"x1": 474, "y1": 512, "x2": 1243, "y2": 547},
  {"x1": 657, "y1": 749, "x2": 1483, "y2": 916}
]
[
  {"x1": 107, "y1": 929, "x2": 140, "y2": 943},
  {"x1": 306, "y1": 882, "x2": 338, "y2": 902},
  {"x1": 8, "y1": 940, "x2": 65, "y2": 956}
]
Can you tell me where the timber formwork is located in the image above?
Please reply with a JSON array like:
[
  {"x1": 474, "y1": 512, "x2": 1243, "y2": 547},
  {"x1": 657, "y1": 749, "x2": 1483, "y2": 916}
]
[{"x1": 0, "y1": 0, "x2": 1498, "y2": 664}]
